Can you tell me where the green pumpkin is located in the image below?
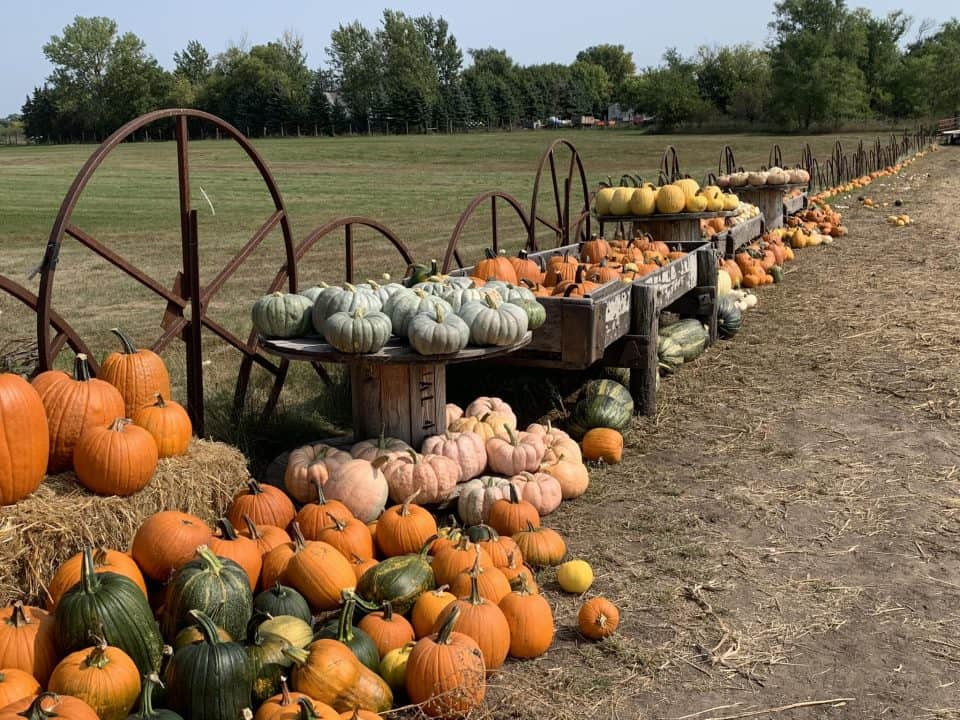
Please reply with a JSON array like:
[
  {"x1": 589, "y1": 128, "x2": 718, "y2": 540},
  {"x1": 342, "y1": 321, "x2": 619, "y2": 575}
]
[
  {"x1": 602, "y1": 367, "x2": 631, "y2": 386},
  {"x1": 298, "y1": 284, "x2": 329, "y2": 303},
  {"x1": 568, "y1": 394, "x2": 632, "y2": 437},
  {"x1": 311, "y1": 283, "x2": 382, "y2": 332},
  {"x1": 657, "y1": 336, "x2": 684, "y2": 372},
  {"x1": 717, "y1": 296, "x2": 743, "y2": 339},
  {"x1": 55, "y1": 547, "x2": 163, "y2": 675},
  {"x1": 769, "y1": 265, "x2": 784, "y2": 283},
  {"x1": 465, "y1": 523, "x2": 500, "y2": 542},
  {"x1": 407, "y1": 305, "x2": 470, "y2": 355},
  {"x1": 253, "y1": 583, "x2": 312, "y2": 625},
  {"x1": 498, "y1": 284, "x2": 536, "y2": 304},
  {"x1": 161, "y1": 545, "x2": 253, "y2": 643},
  {"x1": 384, "y1": 288, "x2": 453, "y2": 337},
  {"x1": 440, "y1": 285, "x2": 491, "y2": 312},
  {"x1": 356, "y1": 539, "x2": 435, "y2": 615},
  {"x1": 512, "y1": 299, "x2": 546, "y2": 330},
  {"x1": 583, "y1": 379, "x2": 634, "y2": 413},
  {"x1": 323, "y1": 307, "x2": 393, "y2": 354},
  {"x1": 313, "y1": 591, "x2": 380, "y2": 671},
  {"x1": 404, "y1": 259, "x2": 439, "y2": 287},
  {"x1": 458, "y1": 293, "x2": 529, "y2": 347},
  {"x1": 660, "y1": 319, "x2": 708, "y2": 361},
  {"x1": 246, "y1": 611, "x2": 293, "y2": 704},
  {"x1": 172, "y1": 623, "x2": 232, "y2": 651},
  {"x1": 165, "y1": 610, "x2": 252, "y2": 720},
  {"x1": 252, "y1": 292, "x2": 314, "y2": 339},
  {"x1": 125, "y1": 673, "x2": 183, "y2": 720}
]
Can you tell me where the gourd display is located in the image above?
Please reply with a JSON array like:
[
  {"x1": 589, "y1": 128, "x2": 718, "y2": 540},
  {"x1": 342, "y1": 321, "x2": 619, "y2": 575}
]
[
  {"x1": 379, "y1": 450, "x2": 459, "y2": 504},
  {"x1": 323, "y1": 308, "x2": 392, "y2": 354},
  {"x1": 458, "y1": 295, "x2": 528, "y2": 347},
  {"x1": 132, "y1": 394, "x2": 192, "y2": 458},
  {"x1": 99, "y1": 328, "x2": 172, "y2": 417},
  {"x1": 47, "y1": 641, "x2": 141, "y2": 720},
  {"x1": 73, "y1": 418, "x2": 158, "y2": 496},
  {"x1": 32, "y1": 354, "x2": 125, "y2": 472},
  {"x1": 252, "y1": 292, "x2": 314, "y2": 339},
  {"x1": 407, "y1": 305, "x2": 470, "y2": 355},
  {"x1": 0, "y1": 373, "x2": 49, "y2": 506}
]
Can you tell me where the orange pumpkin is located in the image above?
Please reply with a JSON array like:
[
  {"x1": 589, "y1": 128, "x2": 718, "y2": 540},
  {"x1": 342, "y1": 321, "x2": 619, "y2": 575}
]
[
  {"x1": 0, "y1": 668, "x2": 40, "y2": 707},
  {"x1": 0, "y1": 374, "x2": 48, "y2": 506},
  {"x1": 47, "y1": 641, "x2": 141, "y2": 720},
  {"x1": 73, "y1": 418, "x2": 159, "y2": 496},
  {"x1": 227, "y1": 479, "x2": 296, "y2": 531},
  {"x1": 131, "y1": 510, "x2": 212, "y2": 582},
  {"x1": 578, "y1": 597, "x2": 620, "y2": 639},
  {"x1": 507, "y1": 250, "x2": 542, "y2": 284},
  {"x1": 209, "y1": 518, "x2": 263, "y2": 590},
  {"x1": 0, "y1": 603, "x2": 57, "y2": 685},
  {"x1": 410, "y1": 586, "x2": 456, "y2": 639},
  {"x1": 99, "y1": 328, "x2": 171, "y2": 417},
  {"x1": 357, "y1": 602, "x2": 415, "y2": 659},
  {"x1": 46, "y1": 548, "x2": 147, "y2": 610},
  {"x1": 131, "y1": 393, "x2": 191, "y2": 458},
  {"x1": 473, "y1": 249, "x2": 518, "y2": 284},
  {"x1": 581, "y1": 428, "x2": 623, "y2": 464},
  {"x1": 0, "y1": 692, "x2": 100, "y2": 720}
]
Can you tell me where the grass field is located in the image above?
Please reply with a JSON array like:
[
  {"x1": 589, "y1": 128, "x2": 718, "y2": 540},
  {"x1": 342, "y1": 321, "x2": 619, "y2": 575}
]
[{"x1": 0, "y1": 128, "x2": 893, "y2": 446}]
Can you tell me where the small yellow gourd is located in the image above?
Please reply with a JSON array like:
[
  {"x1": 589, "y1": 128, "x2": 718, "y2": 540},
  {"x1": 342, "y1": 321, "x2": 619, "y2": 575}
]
[{"x1": 557, "y1": 559, "x2": 594, "y2": 593}]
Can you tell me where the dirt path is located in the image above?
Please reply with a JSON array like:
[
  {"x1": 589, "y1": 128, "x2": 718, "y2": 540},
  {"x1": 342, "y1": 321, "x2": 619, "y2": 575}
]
[{"x1": 492, "y1": 147, "x2": 960, "y2": 720}]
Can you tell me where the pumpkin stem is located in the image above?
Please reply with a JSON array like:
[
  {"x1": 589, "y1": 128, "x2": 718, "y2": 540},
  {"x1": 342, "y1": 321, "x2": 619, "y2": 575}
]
[
  {"x1": 188, "y1": 609, "x2": 223, "y2": 645},
  {"x1": 467, "y1": 548, "x2": 484, "y2": 606},
  {"x1": 507, "y1": 481, "x2": 521, "y2": 504},
  {"x1": 525, "y1": 520, "x2": 537, "y2": 532},
  {"x1": 84, "y1": 638, "x2": 111, "y2": 669},
  {"x1": 194, "y1": 545, "x2": 224, "y2": 575},
  {"x1": 282, "y1": 645, "x2": 310, "y2": 667},
  {"x1": 290, "y1": 522, "x2": 307, "y2": 552},
  {"x1": 344, "y1": 283, "x2": 356, "y2": 292},
  {"x1": 435, "y1": 304, "x2": 445, "y2": 323},
  {"x1": 325, "y1": 511, "x2": 346, "y2": 532},
  {"x1": 515, "y1": 573, "x2": 534, "y2": 596},
  {"x1": 217, "y1": 517, "x2": 240, "y2": 541},
  {"x1": 22, "y1": 694, "x2": 64, "y2": 720},
  {"x1": 418, "y1": 534, "x2": 439, "y2": 557},
  {"x1": 80, "y1": 546, "x2": 102, "y2": 594},
  {"x1": 7, "y1": 601, "x2": 30, "y2": 628},
  {"x1": 401, "y1": 489, "x2": 422, "y2": 516},
  {"x1": 110, "y1": 327, "x2": 139, "y2": 355},
  {"x1": 107, "y1": 417, "x2": 132, "y2": 432},
  {"x1": 136, "y1": 673, "x2": 163, "y2": 716},
  {"x1": 380, "y1": 601, "x2": 394, "y2": 622},
  {"x1": 296, "y1": 697, "x2": 321, "y2": 720},
  {"x1": 335, "y1": 591, "x2": 358, "y2": 644},
  {"x1": 247, "y1": 478, "x2": 265, "y2": 495},
  {"x1": 436, "y1": 604, "x2": 461, "y2": 644},
  {"x1": 152, "y1": 392, "x2": 167, "y2": 409},
  {"x1": 73, "y1": 353, "x2": 92, "y2": 381},
  {"x1": 311, "y1": 478, "x2": 331, "y2": 506},
  {"x1": 505, "y1": 424, "x2": 519, "y2": 446},
  {"x1": 404, "y1": 447, "x2": 420, "y2": 465},
  {"x1": 243, "y1": 514, "x2": 262, "y2": 539}
]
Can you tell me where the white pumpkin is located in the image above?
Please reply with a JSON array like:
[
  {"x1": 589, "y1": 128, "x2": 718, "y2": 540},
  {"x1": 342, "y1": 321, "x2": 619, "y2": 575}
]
[{"x1": 456, "y1": 476, "x2": 520, "y2": 527}]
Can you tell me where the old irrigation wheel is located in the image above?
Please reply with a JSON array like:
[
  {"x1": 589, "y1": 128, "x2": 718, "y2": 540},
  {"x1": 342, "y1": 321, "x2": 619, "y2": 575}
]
[{"x1": 35, "y1": 109, "x2": 297, "y2": 435}]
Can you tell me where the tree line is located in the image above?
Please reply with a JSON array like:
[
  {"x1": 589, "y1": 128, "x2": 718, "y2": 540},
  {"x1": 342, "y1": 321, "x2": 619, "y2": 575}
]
[{"x1": 19, "y1": 1, "x2": 960, "y2": 143}]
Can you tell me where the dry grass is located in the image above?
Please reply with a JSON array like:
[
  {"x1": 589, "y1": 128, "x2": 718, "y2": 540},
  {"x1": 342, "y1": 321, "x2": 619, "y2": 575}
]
[{"x1": 0, "y1": 439, "x2": 249, "y2": 606}]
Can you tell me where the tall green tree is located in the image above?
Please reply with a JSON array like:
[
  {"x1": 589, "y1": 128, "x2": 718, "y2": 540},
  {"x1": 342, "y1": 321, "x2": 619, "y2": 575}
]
[
  {"x1": 575, "y1": 44, "x2": 635, "y2": 103},
  {"x1": 174, "y1": 40, "x2": 212, "y2": 87},
  {"x1": 378, "y1": 11, "x2": 438, "y2": 130},
  {"x1": 327, "y1": 21, "x2": 383, "y2": 129}
]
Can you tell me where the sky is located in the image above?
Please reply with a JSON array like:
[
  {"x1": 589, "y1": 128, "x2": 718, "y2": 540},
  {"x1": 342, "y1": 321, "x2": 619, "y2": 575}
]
[{"x1": 0, "y1": 0, "x2": 953, "y2": 116}]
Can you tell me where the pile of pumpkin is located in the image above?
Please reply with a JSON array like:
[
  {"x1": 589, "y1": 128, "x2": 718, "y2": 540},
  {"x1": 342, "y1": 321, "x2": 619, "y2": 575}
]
[
  {"x1": 700, "y1": 202, "x2": 761, "y2": 242},
  {"x1": 0, "y1": 330, "x2": 192, "y2": 508},
  {"x1": 715, "y1": 166, "x2": 810, "y2": 188},
  {"x1": 252, "y1": 271, "x2": 547, "y2": 356},
  {"x1": 809, "y1": 147, "x2": 938, "y2": 202},
  {"x1": 595, "y1": 177, "x2": 741, "y2": 217},
  {"x1": 0, "y1": 392, "x2": 623, "y2": 718},
  {"x1": 785, "y1": 201, "x2": 846, "y2": 242}
]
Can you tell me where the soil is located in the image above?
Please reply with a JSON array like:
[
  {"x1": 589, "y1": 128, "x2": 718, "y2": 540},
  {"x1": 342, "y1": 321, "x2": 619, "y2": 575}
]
[{"x1": 479, "y1": 147, "x2": 960, "y2": 720}]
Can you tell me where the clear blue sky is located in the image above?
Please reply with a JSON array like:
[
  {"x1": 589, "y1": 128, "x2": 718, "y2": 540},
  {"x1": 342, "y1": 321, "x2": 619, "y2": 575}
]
[{"x1": 0, "y1": 0, "x2": 952, "y2": 116}]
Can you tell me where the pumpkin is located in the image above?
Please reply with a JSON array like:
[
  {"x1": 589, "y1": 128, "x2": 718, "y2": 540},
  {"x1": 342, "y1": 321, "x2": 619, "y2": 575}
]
[
  {"x1": 527, "y1": 421, "x2": 582, "y2": 464},
  {"x1": 294, "y1": 482, "x2": 354, "y2": 539},
  {"x1": 48, "y1": 641, "x2": 141, "y2": 720},
  {"x1": 131, "y1": 394, "x2": 191, "y2": 458},
  {"x1": 356, "y1": 538, "x2": 435, "y2": 615},
  {"x1": 227, "y1": 479, "x2": 296, "y2": 531},
  {"x1": 164, "y1": 610, "x2": 253, "y2": 720},
  {"x1": 323, "y1": 308, "x2": 392, "y2": 355},
  {"x1": 126, "y1": 673, "x2": 183, "y2": 720},
  {"x1": 209, "y1": 518, "x2": 262, "y2": 590},
  {"x1": 439, "y1": 285, "x2": 491, "y2": 313},
  {"x1": 584, "y1": 379, "x2": 632, "y2": 408},
  {"x1": 245, "y1": 612, "x2": 292, "y2": 704},
  {"x1": 160, "y1": 544, "x2": 253, "y2": 643},
  {"x1": 657, "y1": 335, "x2": 684, "y2": 372},
  {"x1": 444, "y1": 403, "x2": 463, "y2": 425},
  {"x1": 0, "y1": 693, "x2": 99, "y2": 720},
  {"x1": 485, "y1": 425, "x2": 544, "y2": 476},
  {"x1": 510, "y1": 471, "x2": 562, "y2": 515},
  {"x1": 378, "y1": 642, "x2": 414, "y2": 693},
  {"x1": 46, "y1": 548, "x2": 147, "y2": 610},
  {"x1": 410, "y1": 586, "x2": 455, "y2": 639},
  {"x1": 256, "y1": 684, "x2": 337, "y2": 720},
  {"x1": 314, "y1": 512, "x2": 375, "y2": 562},
  {"x1": 498, "y1": 576, "x2": 554, "y2": 658},
  {"x1": 99, "y1": 328, "x2": 172, "y2": 417},
  {"x1": 253, "y1": 584, "x2": 312, "y2": 625},
  {"x1": 717, "y1": 296, "x2": 743, "y2": 339},
  {"x1": 172, "y1": 624, "x2": 232, "y2": 651},
  {"x1": 311, "y1": 285, "x2": 382, "y2": 332},
  {"x1": 568, "y1": 394, "x2": 632, "y2": 437},
  {"x1": 540, "y1": 456, "x2": 589, "y2": 500},
  {"x1": 0, "y1": 603, "x2": 57, "y2": 685},
  {"x1": 285, "y1": 639, "x2": 392, "y2": 714},
  {"x1": 375, "y1": 493, "x2": 438, "y2": 558},
  {"x1": 73, "y1": 418, "x2": 158, "y2": 496},
  {"x1": 314, "y1": 591, "x2": 379, "y2": 671},
  {"x1": 581, "y1": 428, "x2": 624, "y2": 464},
  {"x1": 357, "y1": 602, "x2": 415, "y2": 659},
  {"x1": 512, "y1": 299, "x2": 546, "y2": 330},
  {"x1": 31, "y1": 354, "x2": 125, "y2": 472},
  {"x1": 420, "y1": 430, "x2": 486, "y2": 482},
  {"x1": 55, "y1": 547, "x2": 163, "y2": 674},
  {"x1": 323, "y1": 460, "x2": 388, "y2": 523},
  {"x1": 472, "y1": 526, "x2": 520, "y2": 569},
  {"x1": 448, "y1": 549, "x2": 512, "y2": 604},
  {"x1": 487, "y1": 483, "x2": 541, "y2": 537},
  {"x1": 0, "y1": 374, "x2": 48, "y2": 506},
  {"x1": 660, "y1": 319, "x2": 708, "y2": 361},
  {"x1": 379, "y1": 450, "x2": 459, "y2": 505},
  {"x1": 240, "y1": 516, "x2": 292, "y2": 558},
  {"x1": 382, "y1": 289, "x2": 450, "y2": 338},
  {"x1": 132, "y1": 510, "x2": 212, "y2": 582},
  {"x1": 350, "y1": 434, "x2": 409, "y2": 463},
  {"x1": 499, "y1": 550, "x2": 537, "y2": 593},
  {"x1": 407, "y1": 305, "x2": 470, "y2": 356},
  {"x1": 406, "y1": 607, "x2": 486, "y2": 718},
  {"x1": 506, "y1": 250, "x2": 541, "y2": 284},
  {"x1": 284, "y1": 444, "x2": 353, "y2": 504},
  {"x1": 578, "y1": 597, "x2": 620, "y2": 639},
  {"x1": 580, "y1": 236, "x2": 610, "y2": 264},
  {"x1": 463, "y1": 396, "x2": 517, "y2": 427},
  {"x1": 513, "y1": 522, "x2": 566, "y2": 567},
  {"x1": 448, "y1": 412, "x2": 512, "y2": 442},
  {"x1": 655, "y1": 184, "x2": 687, "y2": 214},
  {"x1": 431, "y1": 536, "x2": 494, "y2": 587},
  {"x1": 350, "y1": 555, "x2": 377, "y2": 582},
  {"x1": 432, "y1": 560, "x2": 509, "y2": 671},
  {"x1": 0, "y1": 668, "x2": 39, "y2": 707},
  {"x1": 557, "y1": 559, "x2": 594, "y2": 593},
  {"x1": 473, "y1": 248, "x2": 518, "y2": 284},
  {"x1": 282, "y1": 525, "x2": 357, "y2": 611},
  {"x1": 456, "y1": 476, "x2": 519, "y2": 526},
  {"x1": 252, "y1": 292, "x2": 314, "y2": 339},
  {"x1": 457, "y1": 294, "x2": 528, "y2": 347}
]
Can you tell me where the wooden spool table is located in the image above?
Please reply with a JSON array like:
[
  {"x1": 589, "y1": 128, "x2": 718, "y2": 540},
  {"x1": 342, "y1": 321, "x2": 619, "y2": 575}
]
[
  {"x1": 260, "y1": 334, "x2": 532, "y2": 446},
  {"x1": 732, "y1": 183, "x2": 807, "y2": 229},
  {"x1": 596, "y1": 210, "x2": 740, "y2": 244}
]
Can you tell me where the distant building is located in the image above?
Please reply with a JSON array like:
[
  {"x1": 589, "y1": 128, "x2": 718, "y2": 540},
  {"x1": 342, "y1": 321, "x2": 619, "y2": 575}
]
[{"x1": 607, "y1": 103, "x2": 637, "y2": 124}]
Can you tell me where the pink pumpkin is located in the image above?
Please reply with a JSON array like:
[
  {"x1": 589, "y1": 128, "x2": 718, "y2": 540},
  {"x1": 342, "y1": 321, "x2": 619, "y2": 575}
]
[
  {"x1": 445, "y1": 403, "x2": 464, "y2": 426},
  {"x1": 527, "y1": 421, "x2": 582, "y2": 463},
  {"x1": 510, "y1": 471, "x2": 562, "y2": 515},
  {"x1": 380, "y1": 450, "x2": 460, "y2": 504},
  {"x1": 351, "y1": 433, "x2": 411, "y2": 462},
  {"x1": 464, "y1": 397, "x2": 517, "y2": 428},
  {"x1": 322, "y1": 458, "x2": 389, "y2": 522},
  {"x1": 485, "y1": 426, "x2": 545, "y2": 476},
  {"x1": 421, "y1": 430, "x2": 487, "y2": 482},
  {"x1": 540, "y1": 456, "x2": 589, "y2": 500},
  {"x1": 284, "y1": 443, "x2": 352, "y2": 503},
  {"x1": 449, "y1": 412, "x2": 513, "y2": 442}
]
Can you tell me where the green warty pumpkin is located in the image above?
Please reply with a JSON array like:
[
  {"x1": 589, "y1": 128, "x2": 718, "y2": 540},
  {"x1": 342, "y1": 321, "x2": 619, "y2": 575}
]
[{"x1": 356, "y1": 539, "x2": 435, "y2": 614}]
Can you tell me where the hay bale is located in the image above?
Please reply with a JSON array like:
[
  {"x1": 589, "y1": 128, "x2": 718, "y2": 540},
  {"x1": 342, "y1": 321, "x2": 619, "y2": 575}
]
[{"x1": 0, "y1": 438, "x2": 249, "y2": 607}]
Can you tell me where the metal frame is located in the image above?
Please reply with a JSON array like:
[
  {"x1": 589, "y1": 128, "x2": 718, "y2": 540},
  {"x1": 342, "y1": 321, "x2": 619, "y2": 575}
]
[
  {"x1": 34, "y1": 109, "x2": 296, "y2": 434},
  {"x1": 528, "y1": 139, "x2": 591, "y2": 248},
  {"x1": 440, "y1": 190, "x2": 532, "y2": 273}
]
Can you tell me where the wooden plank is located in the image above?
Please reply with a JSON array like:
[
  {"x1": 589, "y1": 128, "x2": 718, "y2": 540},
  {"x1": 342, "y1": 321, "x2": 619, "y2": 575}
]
[
  {"x1": 350, "y1": 364, "x2": 382, "y2": 440},
  {"x1": 409, "y1": 364, "x2": 445, "y2": 444},
  {"x1": 378, "y1": 364, "x2": 412, "y2": 442},
  {"x1": 642, "y1": 252, "x2": 699, "y2": 312},
  {"x1": 630, "y1": 218, "x2": 702, "y2": 244},
  {"x1": 629, "y1": 284, "x2": 658, "y2": 416},
  {"x1": 783, "y1": 193, "x2": 807, "y2": 216}
]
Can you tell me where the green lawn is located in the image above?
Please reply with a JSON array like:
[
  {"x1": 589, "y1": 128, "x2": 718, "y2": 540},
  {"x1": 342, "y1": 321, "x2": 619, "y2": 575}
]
[{"x1": 0, "y1": 128, "x2": 892, "y2": 449}]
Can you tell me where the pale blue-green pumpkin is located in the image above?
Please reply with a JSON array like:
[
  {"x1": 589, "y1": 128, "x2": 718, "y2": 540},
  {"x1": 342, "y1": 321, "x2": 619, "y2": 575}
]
[
  {"x1": 311, "y1": 283, "x2": 382, "y2": 333},
  {"x1": 383, "y1": 288, "x2": 453, "y2": 337},
  {"x1": 251, "y1": 292, "x2": 314, "y2": 338},
  {"x1": 457, "y1": 294, "x2": 529, "y2": 346},
  {"x1": 324, "y1": 307, "x2": 393, "y2": 354},
  {"x1": 407, "y1": 304, "x2": 470, "y2": 355}
]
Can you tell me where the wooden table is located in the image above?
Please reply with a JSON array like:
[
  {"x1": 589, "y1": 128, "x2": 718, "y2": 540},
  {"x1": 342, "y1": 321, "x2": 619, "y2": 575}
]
[
  {"x1": 732, "y1": 184, "x2": 807, "y2": 229},
  {"x1": 596, "y1": 210, "x2": 739, "y2": 244},
  {"x1": 716, "y1": 214, "x2": 764, "y2": 257},
  {"x1": 260, "y1": 334, "x2": 532, "y2": 446}
]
